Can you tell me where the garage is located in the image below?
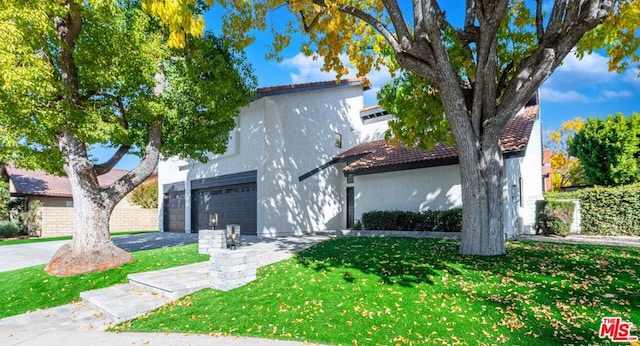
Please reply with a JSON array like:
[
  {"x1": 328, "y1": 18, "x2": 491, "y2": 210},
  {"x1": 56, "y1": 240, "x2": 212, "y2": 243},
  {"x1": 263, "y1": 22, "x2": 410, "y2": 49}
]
[
  {"x1": 190, "y1": 171, "x2": 257, "y2": 235},
  {"x1": 162, "y1": 183, "x2": 186, "y2": 232}
]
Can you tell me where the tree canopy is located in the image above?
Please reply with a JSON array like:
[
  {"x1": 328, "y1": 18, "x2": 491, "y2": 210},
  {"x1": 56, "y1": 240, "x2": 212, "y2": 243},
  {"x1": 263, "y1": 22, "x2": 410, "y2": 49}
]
[
  {"x1": 569, "y1": 113, "x2": 640, "y2": 186},
  {"x1": 0, "y1": 0, "x2": 255, "y2": 275},
  {"x1": 0, "y1": 0, "x2": 255, "y2": 173}
]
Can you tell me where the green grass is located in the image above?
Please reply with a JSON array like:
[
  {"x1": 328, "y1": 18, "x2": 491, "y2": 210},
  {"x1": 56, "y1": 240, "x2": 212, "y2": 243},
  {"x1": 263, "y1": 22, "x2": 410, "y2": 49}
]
[
  {"x1": 116, "y1": 238, "x2": 640, "y2": 345},
  {"x1": 0, "y1": 230, "x2": 158, "y2": 246},
  {"x1": 0, "y1": 243, "x2": 207, "y2": 318}
]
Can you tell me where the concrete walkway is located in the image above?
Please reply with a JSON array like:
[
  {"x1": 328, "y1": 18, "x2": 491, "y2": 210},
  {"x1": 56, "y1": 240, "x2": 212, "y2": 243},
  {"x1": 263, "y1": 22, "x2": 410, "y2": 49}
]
[
  {"x1": 516, "y1": 234, "x2": 640, "y2": 247},
  {"x1": 0, "y1": 235, "x2": 330, "y2": 346}
]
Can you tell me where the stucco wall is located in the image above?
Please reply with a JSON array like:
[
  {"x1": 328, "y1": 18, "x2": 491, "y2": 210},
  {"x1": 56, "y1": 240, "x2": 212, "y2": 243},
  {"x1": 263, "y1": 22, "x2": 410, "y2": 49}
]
[
  {"x1": 260, "y1": 86, "x2": 363, "y2": 235},
  {"x1": 158, "y1": 99, "x2": 266, "y2": 232},
  {"x1": 158, "y1": 84, "x2": 364, "y2": 236},
  {"x1": 518, "y1": 116, "x2": 544, "y2": 233},
  {"x1": 354, "y1": 165, "x2": 463, "y2": 225}
]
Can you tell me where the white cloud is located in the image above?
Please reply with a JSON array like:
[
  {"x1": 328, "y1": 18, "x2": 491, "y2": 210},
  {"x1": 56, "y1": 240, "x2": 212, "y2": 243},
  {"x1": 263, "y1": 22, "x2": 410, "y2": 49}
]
[
  {"x1": 540, "y1": 87, "x2": 590, "y2": 103},
  {"x1": 557, "y1": 52, "x2": 612, "y2": 77},
  {"x1": 601, "y1": 90, "x2": 633, "y2": 99}
]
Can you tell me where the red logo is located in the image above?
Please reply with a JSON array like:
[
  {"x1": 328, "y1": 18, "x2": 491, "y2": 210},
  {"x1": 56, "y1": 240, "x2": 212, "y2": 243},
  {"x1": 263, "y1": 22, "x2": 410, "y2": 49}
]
[{"x1": 599, "y1": 317, "x2": 638, "y2": 342}]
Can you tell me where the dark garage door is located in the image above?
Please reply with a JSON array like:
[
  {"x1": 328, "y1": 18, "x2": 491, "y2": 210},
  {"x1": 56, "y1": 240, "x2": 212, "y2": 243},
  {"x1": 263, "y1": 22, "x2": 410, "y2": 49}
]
[
  {"x1": 191, "y1": 183, "x2": 257, "y2": 235},
  {"x1": 163, "y1": 191, "x2": 185, "y2": 232}
]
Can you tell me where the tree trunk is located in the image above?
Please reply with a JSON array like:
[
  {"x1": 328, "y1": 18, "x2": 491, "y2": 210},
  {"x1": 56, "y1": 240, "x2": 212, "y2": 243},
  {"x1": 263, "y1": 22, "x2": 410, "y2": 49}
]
[
  {"x1": 44, "y1": 187, "x2": 133, "y2": 277},
  {"x1": 45, "y1": 131, "x2": 134, "y2": 277},
  {"x1": 457, "y1": 140, "x2": 506, "y2": 256}
]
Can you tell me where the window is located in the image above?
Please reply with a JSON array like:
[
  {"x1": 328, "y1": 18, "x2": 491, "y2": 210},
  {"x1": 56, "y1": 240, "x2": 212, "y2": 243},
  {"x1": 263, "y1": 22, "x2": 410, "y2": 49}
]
[{"x1": 334, "y1": 133, "x2": 342, "y2": 148}]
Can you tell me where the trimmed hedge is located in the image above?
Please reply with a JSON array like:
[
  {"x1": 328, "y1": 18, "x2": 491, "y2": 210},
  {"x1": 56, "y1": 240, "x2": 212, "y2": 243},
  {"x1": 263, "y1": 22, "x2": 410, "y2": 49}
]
[
  {"x1": 545, "y1": 183, "x2": 640, "y2": 236},
  {"x1": 362, "y1": 209, "x2": 462, "y2": 232},
  {"x1": 535, "y1": 200, "x2": 575, "y2": 237}
]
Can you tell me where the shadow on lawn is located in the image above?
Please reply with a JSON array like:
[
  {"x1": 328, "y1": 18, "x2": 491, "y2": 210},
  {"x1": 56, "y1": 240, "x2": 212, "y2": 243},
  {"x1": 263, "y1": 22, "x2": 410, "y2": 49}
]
[
  {"x1": 295, "y1": 237, "x2": 462, "y2": 286},
  {"x1": 295, "y1": 237, "x2": 640, "y2": 343}
]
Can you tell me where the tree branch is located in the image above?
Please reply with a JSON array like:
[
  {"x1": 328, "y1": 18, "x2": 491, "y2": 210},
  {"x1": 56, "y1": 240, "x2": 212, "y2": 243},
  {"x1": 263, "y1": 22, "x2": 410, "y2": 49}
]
[
  {"x1": 299, "y1": 9, "x2": 324, "y2": 33},
  {"x1": 381, "y1": 0, "x2": 412, "y2": 49},
  {"x1": 93, "y1": 145, "x2": 132, "y2": 175},
  {"x1": 54, "y1": 0, "x2": 82, "y2": 106},
  {"x1": 536, "y1": 0, "x2": 544, "y2": 44}
]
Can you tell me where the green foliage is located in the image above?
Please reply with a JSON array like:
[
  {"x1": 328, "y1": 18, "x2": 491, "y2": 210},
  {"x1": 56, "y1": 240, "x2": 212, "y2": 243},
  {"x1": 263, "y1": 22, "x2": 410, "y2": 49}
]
[
  {"x1": 130, "y1": 178, "x2": 158, "y2": 208},
  {"x1": 118, "y1": 237, "x2": 640, "y2": 345},
  {"x1": 569, "y1": 113, "x2": 640, "y2": 186},
  {"x1": 0, "y1": 243, "x2": 208, "y2": 319},
  {"x1": 0, "y1": 180, "x2": 9, "y2": 220},
  {"x1": 0, "y1": 220, "x2": 20, "y2": 238},
  {"x1": 549, "y1": 184, "x2": 640, "y2": 236},
  {"x1": 362, "y1": 209, "x2": 462, "y2": 232},
  {"x1": 535, "y1": 200, "x2": 575, "y2": 237},
  {"x1": 0, "y1": 0, "x2": 255, "y2": 173},
  {"x1": 378, "y1": 72, "x2": 454, "y2": 150}
]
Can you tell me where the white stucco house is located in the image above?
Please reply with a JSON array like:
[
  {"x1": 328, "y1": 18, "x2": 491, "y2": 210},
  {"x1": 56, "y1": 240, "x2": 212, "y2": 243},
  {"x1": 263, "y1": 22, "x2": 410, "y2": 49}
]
[{"x1": 158, "y1": 79, "x2": 543, "y2": 238}]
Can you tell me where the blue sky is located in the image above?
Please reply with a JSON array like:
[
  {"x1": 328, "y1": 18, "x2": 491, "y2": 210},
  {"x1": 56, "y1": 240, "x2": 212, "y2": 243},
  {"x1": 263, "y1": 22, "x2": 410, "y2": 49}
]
[{"x1": 104, "y1": 4, "x2": 639, "y2": 170}]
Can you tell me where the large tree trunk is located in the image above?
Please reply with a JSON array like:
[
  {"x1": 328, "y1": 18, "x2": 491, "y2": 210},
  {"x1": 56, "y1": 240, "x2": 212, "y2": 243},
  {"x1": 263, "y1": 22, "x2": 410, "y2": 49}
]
[
  {"x1": 44, "y1": 186, "x2": 133, "y2": 276},
  {"x1": 45, "y1": 131, "x2": 133, "y2": 277},
  {"x1": 457, "y1": 142, "x2": 506, "y2": 256}
]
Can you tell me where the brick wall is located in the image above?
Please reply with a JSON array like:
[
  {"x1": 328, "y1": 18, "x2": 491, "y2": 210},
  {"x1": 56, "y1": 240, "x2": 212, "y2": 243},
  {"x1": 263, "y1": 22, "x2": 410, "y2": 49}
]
[{"x1": 38, "y1": 206, "x2": 159, "y2": 238}]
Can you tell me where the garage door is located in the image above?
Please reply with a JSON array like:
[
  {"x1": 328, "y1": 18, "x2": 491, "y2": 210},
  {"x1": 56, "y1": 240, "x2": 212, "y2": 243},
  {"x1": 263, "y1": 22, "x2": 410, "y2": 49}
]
[
  {"x1": 163, "y1": 191, "x2": 185, "y2": 232},
  {"x1": 191, "y1": 183, "x2": 257, "y2": 235}
]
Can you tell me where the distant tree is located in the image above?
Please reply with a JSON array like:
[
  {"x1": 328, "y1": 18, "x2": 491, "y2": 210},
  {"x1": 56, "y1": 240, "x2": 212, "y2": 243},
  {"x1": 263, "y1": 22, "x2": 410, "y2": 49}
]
[
  {"x1": 0, "y1": 0, "x2": 255, "y2": 276},
  {"x1": 0, "y1": 180, "x2": 9, "y2": 220},
  {"x1": 547, "y1": 118, "x2": 589, "y2": 190},
  {"x1": 569, "y1": 113, "x2": 640, "y2": 186},
  {"x1": 130, "y1": 177, "x2": 159, "y2": 209}
]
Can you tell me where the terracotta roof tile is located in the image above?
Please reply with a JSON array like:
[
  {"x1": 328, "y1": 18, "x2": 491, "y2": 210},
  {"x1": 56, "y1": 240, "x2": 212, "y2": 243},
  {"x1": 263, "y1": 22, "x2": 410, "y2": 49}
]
[
  {"x1": 257, "y1": 78, "x2": 365, "y2": 98},
  {"x1": 6, "y1": 164, "x2": 130, "y2": 197},
  {"x1": 338, "y1": 104, "x2": 539, "y2": 174}
]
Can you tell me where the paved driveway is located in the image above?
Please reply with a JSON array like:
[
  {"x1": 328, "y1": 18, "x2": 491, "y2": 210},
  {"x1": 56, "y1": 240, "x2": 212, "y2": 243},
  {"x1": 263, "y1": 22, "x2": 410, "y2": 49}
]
[{"x1": 0, "y1": 232, "x2": 198, "y2": 273}]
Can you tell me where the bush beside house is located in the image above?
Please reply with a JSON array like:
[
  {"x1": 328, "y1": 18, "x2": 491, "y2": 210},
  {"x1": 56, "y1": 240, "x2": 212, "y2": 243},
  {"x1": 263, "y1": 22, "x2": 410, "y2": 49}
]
[
  {"x1": 535, "y1": 200, "x2": 575, "y2": 237},
  {"x1": 362, "y1": 209, "x2": 462, "y2": 232},
  {"x1": 543, "y1": 183, "x2": 640, "y2": 236}
]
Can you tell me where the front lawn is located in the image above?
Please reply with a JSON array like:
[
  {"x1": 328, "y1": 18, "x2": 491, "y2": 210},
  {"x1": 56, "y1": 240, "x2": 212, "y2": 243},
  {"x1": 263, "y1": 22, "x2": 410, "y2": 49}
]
[
  {"x1": 0, "y1": 230, "x2": 158, "y2": 246},
  {"x1": 116, "y1": 237, "x2": 640, "y2": 345},
  {"x1": 0, "y1": 243, "x2": 208, "y2": 319}
]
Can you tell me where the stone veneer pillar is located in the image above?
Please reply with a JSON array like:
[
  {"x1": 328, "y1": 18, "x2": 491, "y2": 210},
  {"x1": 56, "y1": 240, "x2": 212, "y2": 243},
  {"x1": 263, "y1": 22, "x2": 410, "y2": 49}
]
[
  {"x1": 198, "y1": 229, "x2": 226, "y2": 254},
  {"x1": 209, "y1": 249, "x2": 258, "y2": 291}
]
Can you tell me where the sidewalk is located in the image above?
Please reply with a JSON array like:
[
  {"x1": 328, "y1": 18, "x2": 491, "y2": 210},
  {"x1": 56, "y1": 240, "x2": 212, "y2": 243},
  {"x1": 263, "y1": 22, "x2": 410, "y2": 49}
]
[
  {"x1": 516, "y1": 234, "x2": 640, "y2": 247},
  {"x1": 0, "y1": 235, "x2": 330, "y2": 346}
]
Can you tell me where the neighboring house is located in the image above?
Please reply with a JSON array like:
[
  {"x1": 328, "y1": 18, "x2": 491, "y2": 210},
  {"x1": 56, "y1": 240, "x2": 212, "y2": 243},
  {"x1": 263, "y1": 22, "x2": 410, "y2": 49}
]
[
  {"x1": 1, "y1": 165, "x2": 158, "y2": 237},
  {"x1": 158, "y1": 79, "x2": 544, "y2": 238}
]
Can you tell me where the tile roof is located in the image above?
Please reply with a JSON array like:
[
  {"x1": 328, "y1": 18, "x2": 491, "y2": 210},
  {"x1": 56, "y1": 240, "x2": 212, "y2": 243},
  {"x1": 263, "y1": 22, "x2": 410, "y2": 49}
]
[
  {"x1": 257, "y1": 78, "x2": 366, "y2": 98},
  {"x1": 6, "y1": 165, "x2": 131, "y2": 197},
  {"x1": 338, "y1": 104, "x2": 539, "y2": 174}
]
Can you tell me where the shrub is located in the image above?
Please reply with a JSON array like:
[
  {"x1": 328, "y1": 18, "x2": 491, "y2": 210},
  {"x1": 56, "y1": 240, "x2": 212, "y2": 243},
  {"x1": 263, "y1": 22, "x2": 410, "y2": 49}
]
[
  {"x1": 130, "y1": 177, "x2": 158, "y2": 208},
  {"x1": 544, "y1": 183, "x2": 640, "y2": 236},
  {"x1": 362, "y1": 209, "x2": 462, "y2": 232},
  {"x1": 535, "y1": 200, "x2": 575, "y2": 237},
  {"x1": 0, "y1": 221, "x2": 20, "y2": 238}
]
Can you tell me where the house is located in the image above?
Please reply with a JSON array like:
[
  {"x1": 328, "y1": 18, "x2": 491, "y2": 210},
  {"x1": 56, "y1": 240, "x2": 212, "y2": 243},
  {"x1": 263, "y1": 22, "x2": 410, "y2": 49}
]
[
  {"x1": 1, "y1": 164, "x2": 158, "y2": 237},
  {"x1": 158, "y1": 79, "x2": 543, "y2": 238}
]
